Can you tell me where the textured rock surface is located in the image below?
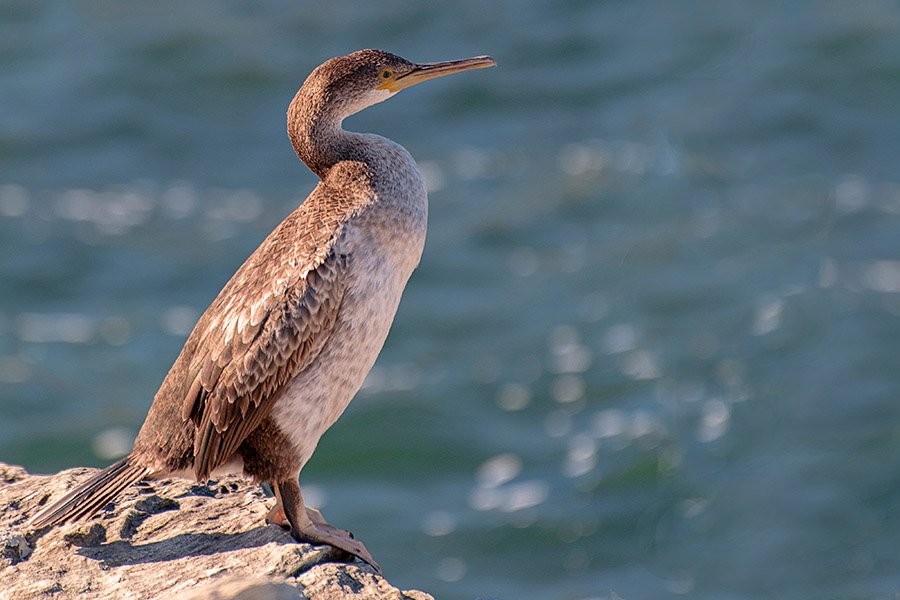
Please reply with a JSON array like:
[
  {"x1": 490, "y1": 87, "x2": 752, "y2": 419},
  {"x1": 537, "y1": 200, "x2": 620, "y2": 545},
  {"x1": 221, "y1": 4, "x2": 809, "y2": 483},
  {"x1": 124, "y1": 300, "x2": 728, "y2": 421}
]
[{"x1": 0, "y1": 463, "x2": 432, "y2": 600}]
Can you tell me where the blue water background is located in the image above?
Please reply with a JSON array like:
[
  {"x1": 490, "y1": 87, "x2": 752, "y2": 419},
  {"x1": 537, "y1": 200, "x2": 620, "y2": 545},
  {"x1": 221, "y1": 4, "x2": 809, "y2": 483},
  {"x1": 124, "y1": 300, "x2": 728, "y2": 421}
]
[{"x1": 2, "y1": 1, "x2": 900, "y2": 598}]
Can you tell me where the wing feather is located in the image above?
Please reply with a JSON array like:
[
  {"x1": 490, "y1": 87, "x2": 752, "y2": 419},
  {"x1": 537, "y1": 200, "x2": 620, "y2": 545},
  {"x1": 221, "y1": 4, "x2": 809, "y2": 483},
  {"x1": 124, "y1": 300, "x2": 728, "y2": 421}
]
[{"x1": 186, "y1": 250, "x2": 348, "y2": 480}]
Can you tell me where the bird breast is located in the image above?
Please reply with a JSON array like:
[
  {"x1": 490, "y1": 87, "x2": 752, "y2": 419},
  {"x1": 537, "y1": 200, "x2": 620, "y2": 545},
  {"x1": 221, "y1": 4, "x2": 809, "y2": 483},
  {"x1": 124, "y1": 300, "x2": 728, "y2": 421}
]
[{"x1": 272, "y1": 141, "x2": 428, "y2": 467}]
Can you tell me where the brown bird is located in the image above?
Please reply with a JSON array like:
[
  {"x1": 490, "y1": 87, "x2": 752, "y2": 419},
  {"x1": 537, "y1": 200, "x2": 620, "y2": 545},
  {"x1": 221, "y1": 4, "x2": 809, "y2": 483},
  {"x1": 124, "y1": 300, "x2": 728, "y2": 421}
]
[{"x1": 29, "y1": 49, "x2": 496, "y2": 573}]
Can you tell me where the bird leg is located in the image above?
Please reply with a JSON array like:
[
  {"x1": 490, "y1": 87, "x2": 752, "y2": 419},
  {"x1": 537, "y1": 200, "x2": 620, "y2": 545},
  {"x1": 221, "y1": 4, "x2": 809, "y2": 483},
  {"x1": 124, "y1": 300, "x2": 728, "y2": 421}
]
[
  {"x1": 265, "y1": 486, "x2": 350, "y2": 538},
  {"x1": 273, "y1": 478, "x2": 381, "y2": 574}
]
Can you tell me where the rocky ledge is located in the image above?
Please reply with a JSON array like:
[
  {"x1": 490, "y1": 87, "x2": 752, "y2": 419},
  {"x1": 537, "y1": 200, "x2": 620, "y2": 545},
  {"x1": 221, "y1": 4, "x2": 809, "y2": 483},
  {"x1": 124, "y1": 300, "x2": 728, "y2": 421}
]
[{"x1": 0, "y1": 463, "x2": 432, "y2": 600}]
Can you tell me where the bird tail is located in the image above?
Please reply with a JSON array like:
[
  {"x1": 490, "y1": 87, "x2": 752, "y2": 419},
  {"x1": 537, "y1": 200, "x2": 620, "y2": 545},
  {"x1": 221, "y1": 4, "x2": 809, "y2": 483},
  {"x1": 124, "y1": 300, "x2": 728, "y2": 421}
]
[{"x1": 28, "y1": 458, "x2": 150, "y2": 529}]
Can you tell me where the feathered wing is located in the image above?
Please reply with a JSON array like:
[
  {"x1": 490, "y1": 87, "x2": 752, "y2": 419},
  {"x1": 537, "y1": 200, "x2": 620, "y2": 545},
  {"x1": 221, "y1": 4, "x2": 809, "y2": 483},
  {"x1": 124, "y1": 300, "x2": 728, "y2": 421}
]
[
  {"x1": 181, "y1": 249, "x2": 348, "y2": 480},
  {"x1": 171, "y1": 174, "x2": 372, "y2": 481}
]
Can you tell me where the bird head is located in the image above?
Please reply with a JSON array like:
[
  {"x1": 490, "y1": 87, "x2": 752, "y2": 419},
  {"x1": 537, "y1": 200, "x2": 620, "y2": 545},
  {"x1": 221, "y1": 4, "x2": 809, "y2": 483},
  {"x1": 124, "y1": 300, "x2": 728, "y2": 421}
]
[{"x1": 304, "y1": 49, "x2": 496, "y2": 121}]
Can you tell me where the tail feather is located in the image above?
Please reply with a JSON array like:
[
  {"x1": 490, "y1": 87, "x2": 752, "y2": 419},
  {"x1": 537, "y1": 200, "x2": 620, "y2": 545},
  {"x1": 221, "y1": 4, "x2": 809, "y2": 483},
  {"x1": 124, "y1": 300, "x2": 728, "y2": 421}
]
[{"x1": 28, "y1": 458, "x2": 150, "y2": 529}]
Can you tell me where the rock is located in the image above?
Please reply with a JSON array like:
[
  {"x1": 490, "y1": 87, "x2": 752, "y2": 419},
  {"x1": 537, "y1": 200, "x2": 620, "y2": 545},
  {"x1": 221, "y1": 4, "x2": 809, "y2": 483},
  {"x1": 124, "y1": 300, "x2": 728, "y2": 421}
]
[{"x1": 0, "y1": 463, "x2": 432, "y2": 600}]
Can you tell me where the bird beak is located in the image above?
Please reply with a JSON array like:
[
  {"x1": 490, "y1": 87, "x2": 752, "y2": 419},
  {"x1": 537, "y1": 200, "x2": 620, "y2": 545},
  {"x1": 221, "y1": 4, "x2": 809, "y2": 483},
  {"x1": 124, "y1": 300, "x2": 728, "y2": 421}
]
[{"x1": 378, "y1": 55, "x2": 496, "y2": 93}]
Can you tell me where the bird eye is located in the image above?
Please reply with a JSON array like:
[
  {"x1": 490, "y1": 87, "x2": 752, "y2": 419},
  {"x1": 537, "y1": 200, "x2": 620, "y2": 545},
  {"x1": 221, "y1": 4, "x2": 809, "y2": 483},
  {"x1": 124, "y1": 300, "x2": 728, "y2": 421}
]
[{"x1": 380, "y1": 69, "x2": 393, "y2": 79}]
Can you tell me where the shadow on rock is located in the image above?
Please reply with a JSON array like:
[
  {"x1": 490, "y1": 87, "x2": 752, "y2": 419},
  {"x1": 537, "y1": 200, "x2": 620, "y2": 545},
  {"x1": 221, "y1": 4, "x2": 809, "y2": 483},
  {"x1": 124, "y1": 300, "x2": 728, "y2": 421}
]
[{"x1": 77, "y1": 526, "x2": 275, "y2": 567}]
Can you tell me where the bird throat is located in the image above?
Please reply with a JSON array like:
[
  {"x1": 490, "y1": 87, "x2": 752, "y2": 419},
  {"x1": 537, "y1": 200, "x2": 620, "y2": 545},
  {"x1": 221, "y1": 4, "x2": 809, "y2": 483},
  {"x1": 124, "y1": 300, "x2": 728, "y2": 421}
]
[{"x1": 287, "y1": 86, "x2": 394, "y2": 180}]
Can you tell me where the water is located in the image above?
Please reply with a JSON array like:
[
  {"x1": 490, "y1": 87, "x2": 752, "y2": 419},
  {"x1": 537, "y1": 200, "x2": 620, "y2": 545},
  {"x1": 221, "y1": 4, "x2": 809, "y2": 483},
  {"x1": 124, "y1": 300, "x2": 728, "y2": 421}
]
[{"x1": 2, "y1": 1, "x2": 900, "y2": 598}]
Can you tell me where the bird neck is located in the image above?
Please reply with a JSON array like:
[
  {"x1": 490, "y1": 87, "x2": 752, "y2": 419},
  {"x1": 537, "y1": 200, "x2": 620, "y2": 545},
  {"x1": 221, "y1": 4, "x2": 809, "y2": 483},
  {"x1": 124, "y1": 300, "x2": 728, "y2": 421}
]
[{"x1": 287, "y1": 89, "x2": 365, "y2": 180}]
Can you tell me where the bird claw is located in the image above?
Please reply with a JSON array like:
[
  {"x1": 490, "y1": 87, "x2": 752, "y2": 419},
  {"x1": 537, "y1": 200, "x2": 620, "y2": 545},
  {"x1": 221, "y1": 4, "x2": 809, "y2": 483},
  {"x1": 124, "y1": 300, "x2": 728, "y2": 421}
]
[
  {"x1": 304, "y1": 506, "x2": 353, "y2": 538},
  {"x1": 290, "y1": 524, "x2": 381, "y2": 575}
]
